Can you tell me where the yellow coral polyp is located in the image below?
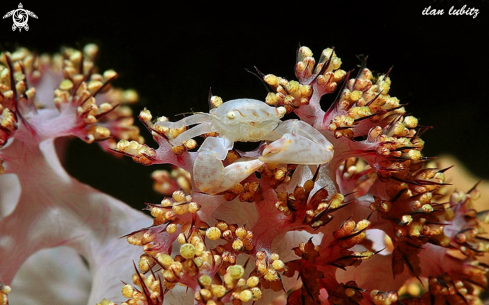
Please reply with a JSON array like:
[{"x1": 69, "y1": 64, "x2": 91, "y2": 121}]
[{"x1": 227, "y1": 265, "x2": 245, "y2": 280}]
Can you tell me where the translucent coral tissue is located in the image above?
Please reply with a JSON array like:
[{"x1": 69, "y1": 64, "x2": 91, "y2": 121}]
[{"x1": 1, "y1": 44, "x2": 488, "y2": 305}]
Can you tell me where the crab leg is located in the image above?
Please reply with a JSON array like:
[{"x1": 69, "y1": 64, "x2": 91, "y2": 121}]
[
  {"x1": 156, "y1": 113, "x2": 210, "y2": 129},
  {"x1": 170, "y1": 122, "x2": 214, "y2": 145},
  {"x1": 193, "y1": 137, "x2": 263, "y2": 194},
  {"x1": 155, "y1": 113, "x2": 217, "y2": 145}
]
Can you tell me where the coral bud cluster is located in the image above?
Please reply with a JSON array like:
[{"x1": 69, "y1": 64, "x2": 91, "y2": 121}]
[
  {"x1": 106, "y1": 45, "x2": 489, "y2": 305},
  {"x1": 0, "y1": 45, "x2": 148, "y2": 304},
  {"x1": 0, "y1": 45, "x2": 143, "y2": 153}
]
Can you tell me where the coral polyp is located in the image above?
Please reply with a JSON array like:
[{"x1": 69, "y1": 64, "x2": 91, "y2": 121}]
[{"x1": 113, "y1": 46, "x2": 489, "y2": 304}]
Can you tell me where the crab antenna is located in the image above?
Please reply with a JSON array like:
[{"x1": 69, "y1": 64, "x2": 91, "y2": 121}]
[
  {"x1": 207, "y1": 87, "x2": 213, "y2": 110},
  {"x1": 295, "y1": 41, "x2": 302, "y2": 64},
  {"x1": 245, "y1": 67, "x2": 271, "y2": 93},
  {"x1": 174, "y1": 110, "x2": 202, "y2": 117}
]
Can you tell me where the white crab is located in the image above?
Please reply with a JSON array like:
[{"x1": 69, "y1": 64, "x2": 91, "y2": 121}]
[{"x1": 157, "y1": 99, "x2": 334, "y2": 194}]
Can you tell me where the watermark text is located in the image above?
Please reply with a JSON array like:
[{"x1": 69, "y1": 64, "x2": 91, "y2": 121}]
[{"x1": 422, "y1": 4, "x2": 479, "y2": 19}]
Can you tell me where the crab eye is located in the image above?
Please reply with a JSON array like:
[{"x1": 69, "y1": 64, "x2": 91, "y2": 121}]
[{"x1": 226, "y1": 111, "x2": 236, "y2": 120}]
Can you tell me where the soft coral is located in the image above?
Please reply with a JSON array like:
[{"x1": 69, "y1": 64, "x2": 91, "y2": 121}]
[{"x1": 0, "y1": 45, "x2": 150, "y2": 304}]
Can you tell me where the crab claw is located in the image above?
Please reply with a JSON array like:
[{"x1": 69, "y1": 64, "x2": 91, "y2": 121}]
[
  {"x1": 193, "y1": 137, "x2": 264, "y2": 194},
  {"x1": 260, "y1": 133, "x2": 334, "y2": 165}
]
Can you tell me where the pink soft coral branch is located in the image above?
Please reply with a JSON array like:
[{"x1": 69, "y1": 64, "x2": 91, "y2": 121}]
[{"x1": 0, "y1": 46, "x2": 151, "y2": 304}]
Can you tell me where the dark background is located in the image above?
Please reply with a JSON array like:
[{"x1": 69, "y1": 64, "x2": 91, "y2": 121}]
[{"x1": 2, "y1": 0, "x2": 488, "y2": 209}]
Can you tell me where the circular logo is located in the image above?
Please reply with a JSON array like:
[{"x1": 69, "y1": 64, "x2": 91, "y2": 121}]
[{"x1": 13, "y1": 9, "x2": 28, "y2": 27}]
